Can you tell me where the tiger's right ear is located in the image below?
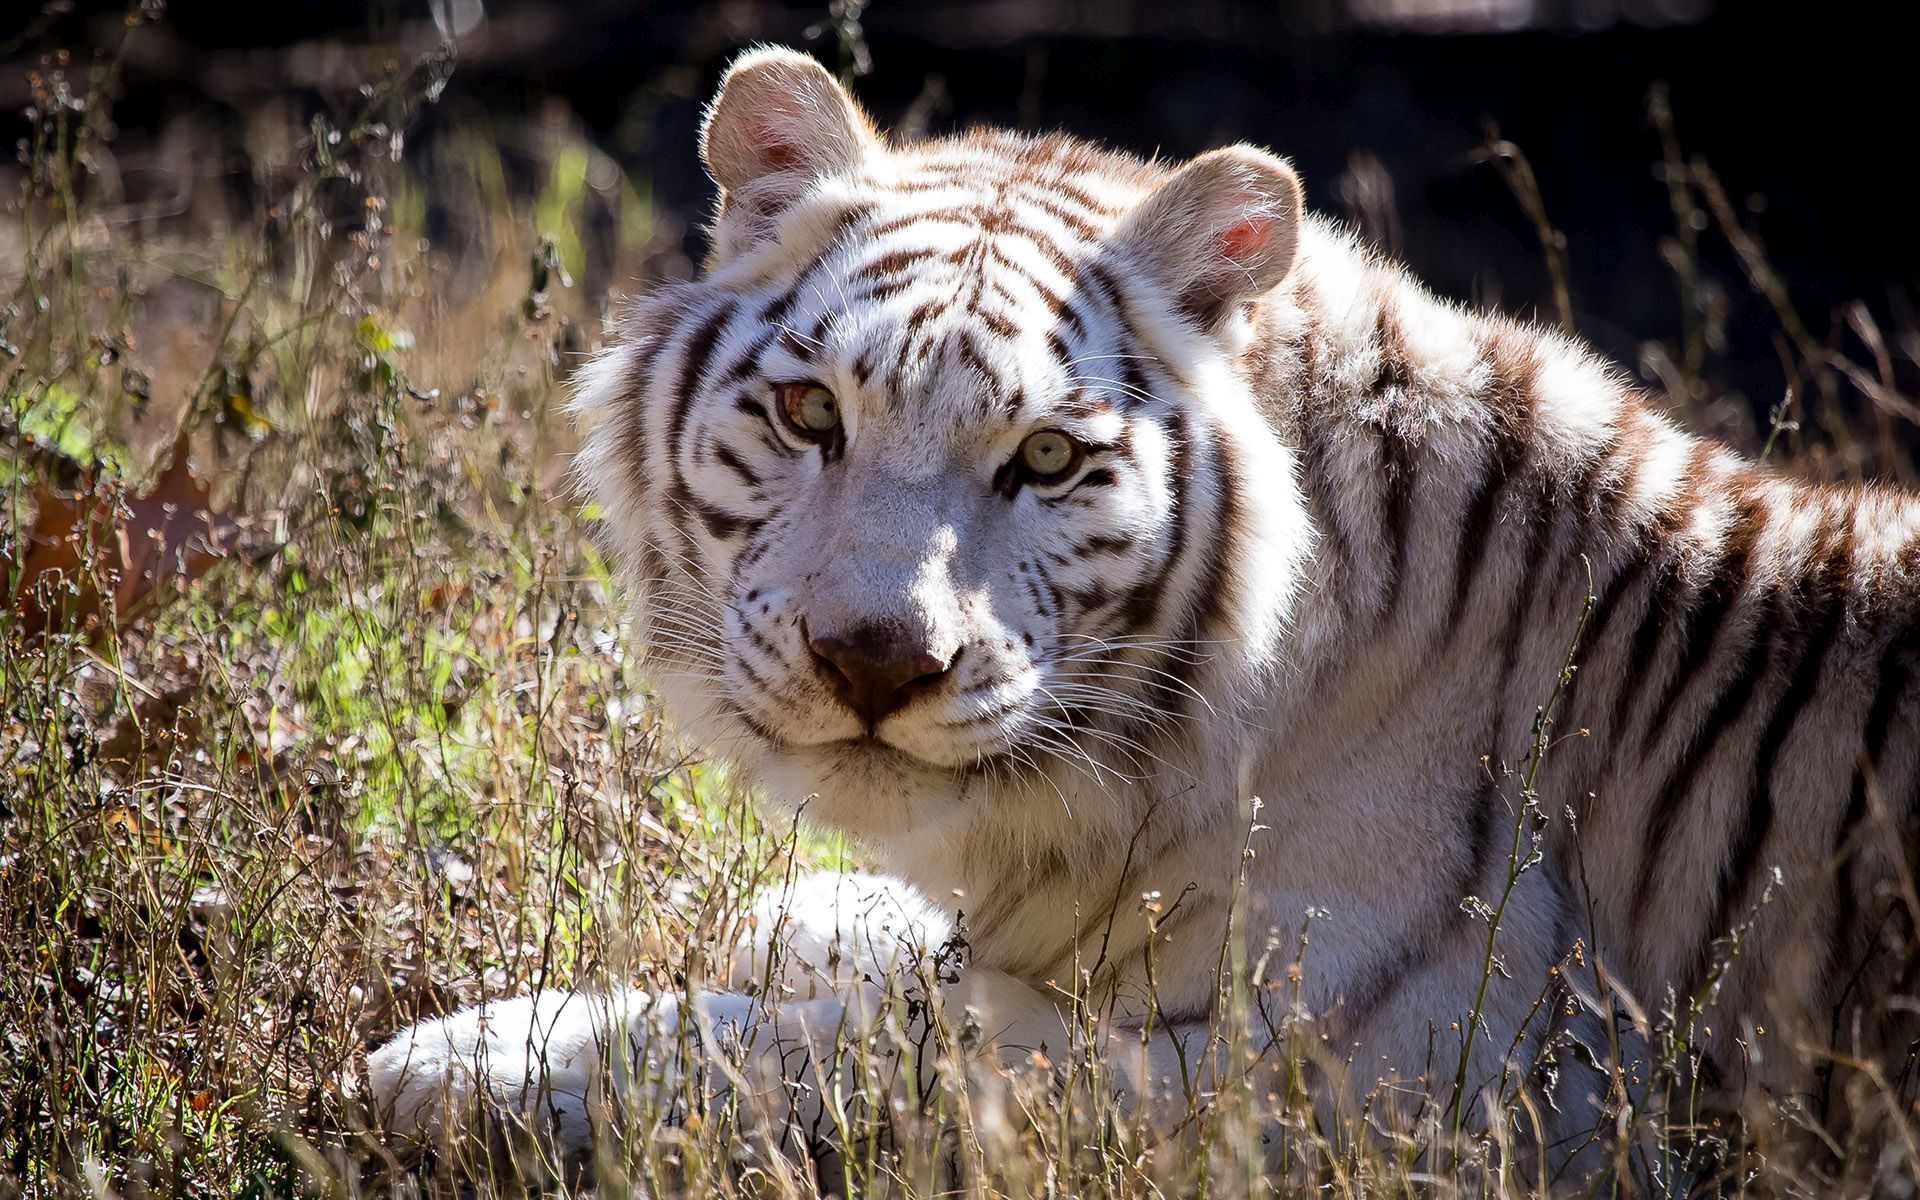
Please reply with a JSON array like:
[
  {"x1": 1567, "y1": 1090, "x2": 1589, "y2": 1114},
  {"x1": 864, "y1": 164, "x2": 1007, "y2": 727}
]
[
  {"x1": 1116, "y1": 145, "x2": 1304, "y2": 329},
  {"x1": 701, "y1": 48, "x2": 877, "y2": 207}
]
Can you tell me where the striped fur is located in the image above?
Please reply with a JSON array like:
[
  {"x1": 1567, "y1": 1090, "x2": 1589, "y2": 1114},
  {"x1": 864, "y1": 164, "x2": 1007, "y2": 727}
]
[{"x1": 371, "y1": 48, "x2": 1920, "y2": 1165}]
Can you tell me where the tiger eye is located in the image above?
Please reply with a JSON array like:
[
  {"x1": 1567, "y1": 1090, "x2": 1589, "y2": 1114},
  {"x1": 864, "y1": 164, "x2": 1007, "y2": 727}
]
[
  {"x1": 1019, "y1": 429, "x2": 1080, "y2": 480},
  {"x1": 778, "y1": 383, "x2": 840, "y2": 437}
]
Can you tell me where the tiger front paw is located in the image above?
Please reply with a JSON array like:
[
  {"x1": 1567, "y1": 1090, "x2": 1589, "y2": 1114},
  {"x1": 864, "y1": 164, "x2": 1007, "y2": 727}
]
[{"x1": 366, "y1": 990, "x2": 663, "y2": 1152}]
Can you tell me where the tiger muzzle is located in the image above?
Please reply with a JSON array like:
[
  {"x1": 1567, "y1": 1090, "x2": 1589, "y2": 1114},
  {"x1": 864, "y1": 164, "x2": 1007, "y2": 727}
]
[{"x1": 807, "y1": 622, "x2": 956, "y2": 731}]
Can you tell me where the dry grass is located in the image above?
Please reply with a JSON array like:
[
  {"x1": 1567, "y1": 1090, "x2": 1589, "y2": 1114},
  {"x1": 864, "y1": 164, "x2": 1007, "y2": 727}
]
[{"x1": 3, "y1": 15, "x2": 1918, "y2": 1199}]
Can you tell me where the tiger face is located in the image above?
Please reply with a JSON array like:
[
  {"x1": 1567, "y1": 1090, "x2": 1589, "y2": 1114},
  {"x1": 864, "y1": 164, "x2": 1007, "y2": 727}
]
[
  {"x1": 700, "y1": 307, "x2": 1164, "y2": 769},
  {"x1": 578, "y1": 50, "x2": 1313, "y2": 837}
]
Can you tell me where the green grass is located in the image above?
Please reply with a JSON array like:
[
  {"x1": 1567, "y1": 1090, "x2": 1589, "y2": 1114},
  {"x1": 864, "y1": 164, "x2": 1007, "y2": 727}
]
[{"x1": 3, "y1": 14, "x2": 1918, "y2": 1200}]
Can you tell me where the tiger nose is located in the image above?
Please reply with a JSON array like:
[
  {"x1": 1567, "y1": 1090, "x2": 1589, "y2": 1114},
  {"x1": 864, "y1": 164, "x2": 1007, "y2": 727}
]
[{"x1": 807, "y1": 624, "x2": 955, "y2": 729}]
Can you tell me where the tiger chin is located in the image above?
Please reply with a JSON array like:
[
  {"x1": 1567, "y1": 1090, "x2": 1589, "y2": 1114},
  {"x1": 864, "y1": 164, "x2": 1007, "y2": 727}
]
[{"x1": 367, "y1": 45, "x2": 1920, "y2": 1182}]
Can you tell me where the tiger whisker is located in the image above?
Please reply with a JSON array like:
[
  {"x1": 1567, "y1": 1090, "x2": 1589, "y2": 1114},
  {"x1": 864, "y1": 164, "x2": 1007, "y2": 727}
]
[{"x1": 1029, "y1": 694, "x2": 1174, "y2": 777}]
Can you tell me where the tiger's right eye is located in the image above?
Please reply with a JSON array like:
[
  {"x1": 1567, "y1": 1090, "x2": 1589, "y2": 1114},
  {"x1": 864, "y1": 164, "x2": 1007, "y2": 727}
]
[{"x1": 776, "y1": 382, "x2": 841, "y2": 441}]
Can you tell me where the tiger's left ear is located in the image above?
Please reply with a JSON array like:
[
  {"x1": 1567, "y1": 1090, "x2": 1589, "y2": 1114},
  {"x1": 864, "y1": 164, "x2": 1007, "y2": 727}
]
[
  {"x1": 1117, "y1": 145, "x2": 1304, "y2": 328},
  {"x1": 701, "y1": 47, "x2": 878, "y2": 207}
]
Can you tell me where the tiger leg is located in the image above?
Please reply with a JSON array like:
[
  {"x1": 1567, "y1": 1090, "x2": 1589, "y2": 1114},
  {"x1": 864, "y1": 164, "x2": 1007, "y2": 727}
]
[{"x1": 364, "y1": 872, "x2": 973, "y2": 1165}]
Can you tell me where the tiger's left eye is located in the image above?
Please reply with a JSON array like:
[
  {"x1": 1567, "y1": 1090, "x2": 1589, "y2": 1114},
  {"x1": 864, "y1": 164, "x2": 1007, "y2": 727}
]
[
  {"x1": 776, "y1": 382, "x2": 840, "y2": 439},
  {"x1": 1018, "y1": 429, "x2": 1082, "y2": 481}
]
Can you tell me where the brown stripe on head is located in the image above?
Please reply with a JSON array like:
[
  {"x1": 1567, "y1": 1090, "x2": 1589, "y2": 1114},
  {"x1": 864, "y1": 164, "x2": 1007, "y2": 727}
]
[
  {"x1": 978, "y1": 308, "x2": 1018, "y2": 341},
  {"x1": 852, "y1": 247, "x2": 943, "y2": 285}
]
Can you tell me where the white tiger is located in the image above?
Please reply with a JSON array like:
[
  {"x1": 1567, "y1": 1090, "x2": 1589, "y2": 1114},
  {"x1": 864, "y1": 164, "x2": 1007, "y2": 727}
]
[{"x1": 368, "y1": 46, "x2": 1920, "y2": 1175}]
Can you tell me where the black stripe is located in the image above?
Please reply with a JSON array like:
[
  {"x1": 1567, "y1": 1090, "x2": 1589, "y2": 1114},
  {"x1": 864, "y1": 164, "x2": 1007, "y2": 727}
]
[
  {"x1": 1493, "y1": 498, "x2": 1556, "y2": 690},
  {"x1": 717, "y1": 331, "x2": 779, "y2": 387},
  {"x1": 1079, "y1": 261, "x2": 1126, "y2": 330},
  {"x1": 1823, "y1": 637, "x2": 1915, "y2": 1014},
  {"x1": 1112, "y1": 411, "x2": 1188, "y2": 637},
  {"x1": 902, "y1": 298, "x2": 945, "y2": 335},
  {"x1": 686, "y1": 495, "x2": 758, "y2": 541},
  {"x1": 711, "y1": 443, "x2": 760, "y2": 489},
  {"x1": 1842, "y1": 639, "x2": 1915, "y2": 867},
  {"x1": 1701, "y1": 528, "x2": 1853, "y2": 975},
  {"x1": 666, "y1": 302, "x2": 738, "y2": 450},
  {"x1": 1640, "y1": 488, "x2": 1768, "y2": 750},
  {"x1": 1016, "y1": 558, "x2": 1061, "y2": 621},
  {"x1": 728, "y1": 699, "x2": 782, "y2": 744},
  {"x1": 1376, "y1": 425, "x2": 1417, "y2": 621},
  {"x1": 1037, "y1": 468, "x2": 1114, "y2": 504},
  {"x1": 955, "y1": 331, "x2": 1002, "y2": 396},
  {"x1": 1046, "y1": 176, "x2": 1119, "y2": 219},
  {"x1": 1604, "y1": 554, "x2": 1685, "y2": 745},
  {"x1": 1343, "y1": 771, "x2": 1499, "y2": 1032},
  {"x1": 1445, "y1": 409, "x2": 1531, "y2": 636},
  {"x1": 853, "y1": 276, "x2": 921, "y2": 304},
  {"x1": 1295, "y1": 411, "x2": 1361, "y2": 609},
  {"x1": 744, "y1": 624, "x2": 786, "y2": 665},
  {"x1": 1060, "y1": 580, "x2": 1113, "y2": 613},
  {"x1": 637, "y1": 539, "x2": 668, "y2": 590},
  {"x1": 1630, "y1": 585, "x2": 1780, "y2": 927},
  {"x1": 1075, "y1": 533, "x2": 1137, "y2": 556},
  {"x1": 615, "y1": 334, "x2": 669, "y2": 480},
  {"x1": 1577, "y1": 545, "x2": 1656, "y2": 663},
  {"x1": 1020, "y1": 190, "x2": 1103, "y2": 238},
  {"x1": 865, "y1": 207, "x2": 975, "y2": 238},
  {"x1": 659, "y1": 302, "x2": 742, "y2": 558},
  {"x1": 734, "y1": 521, "x2": 780, "y2": 572},
  {"x1": 1029, "y1": 559, "x2": 1067, "y2": 623},
  {"x1": 817, "y1": 201, "x2": 870, "y2": 251},
  {"x1": 1168, "y1": 425, "x2": 1241, "y2": 692},
  {"x1": 1460, "y1": 768, "x2": 1502, "y2": 902},
  {"x1": 777, "y1": 329, "x2": 815, "y2": 363},
  {"x1": 761, "y1": 277, "x2": 808, "y2": 330},
  {"x1": 986, "y1": 235, "x2": 1074, "y2": 285},
  {"x1": 1563, "y1": 439, "x2": 1711, "y2": 735},
  {"x1": 1119, "y1": 357, "x2": 1154, "y2": 410},
  {"x1": 1053, "y1": 300, "x2": 1087, "y2": 342},
  {"x1": 1556, "y1": 543, "x2": 1655, "y2": 733}
]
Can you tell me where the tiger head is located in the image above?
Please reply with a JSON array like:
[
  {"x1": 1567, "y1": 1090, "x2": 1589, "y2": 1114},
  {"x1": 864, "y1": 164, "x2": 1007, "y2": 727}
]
[{"x1": 577, "y1": 48, "x2": 1315, "y2": 842}]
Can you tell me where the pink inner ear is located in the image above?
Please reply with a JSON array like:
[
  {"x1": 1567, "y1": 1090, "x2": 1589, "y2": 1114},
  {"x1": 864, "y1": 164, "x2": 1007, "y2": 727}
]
[
  {"x1": 745, "y1": 112, "x2": 801, "y2": 172},
  {"x1": 1214, "y1": 217, "x2": 1270, "y2": 264},
  {"x1": 759, "y1": 139, "x2": 800, "y2": 171}
]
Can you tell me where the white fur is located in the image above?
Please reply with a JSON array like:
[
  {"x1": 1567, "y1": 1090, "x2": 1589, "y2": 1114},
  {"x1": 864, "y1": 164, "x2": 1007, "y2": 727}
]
[{"x1": 369, "y1": 46, "x2": 1920, "y2": 1178}]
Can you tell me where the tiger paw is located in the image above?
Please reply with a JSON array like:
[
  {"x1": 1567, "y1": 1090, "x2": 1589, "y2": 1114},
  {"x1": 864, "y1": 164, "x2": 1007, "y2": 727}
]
[{"x1": 367, "y1": 990, "x2": 657, "y2": 1153}]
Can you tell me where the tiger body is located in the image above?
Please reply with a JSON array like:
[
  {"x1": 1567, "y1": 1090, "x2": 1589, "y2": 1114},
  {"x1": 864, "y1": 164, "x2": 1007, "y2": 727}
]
[{"x1": 369, "y1": 48, "x2": 1920, "y2": 1166}]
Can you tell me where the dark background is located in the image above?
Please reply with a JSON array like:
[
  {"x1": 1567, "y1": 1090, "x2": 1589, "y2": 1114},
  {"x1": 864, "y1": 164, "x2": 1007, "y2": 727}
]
[{"x1": 7, "y1": 0, "x2": 1917, "y2": 455}]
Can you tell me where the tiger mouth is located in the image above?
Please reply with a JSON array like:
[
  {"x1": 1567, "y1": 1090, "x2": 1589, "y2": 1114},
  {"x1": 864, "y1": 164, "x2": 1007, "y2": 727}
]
[{"x1": 800, "y1": 729, "x2": 1012, "y2": 778}]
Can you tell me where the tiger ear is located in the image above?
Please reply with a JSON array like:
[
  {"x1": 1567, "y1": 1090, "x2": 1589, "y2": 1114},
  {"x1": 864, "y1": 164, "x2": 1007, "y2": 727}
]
[
  {"x1": 701, "y1": 47, "x2": 877, "y2": 202},
  {"x1": 1117, "y1": 145, "x2": 1304, "y2": 328}
]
